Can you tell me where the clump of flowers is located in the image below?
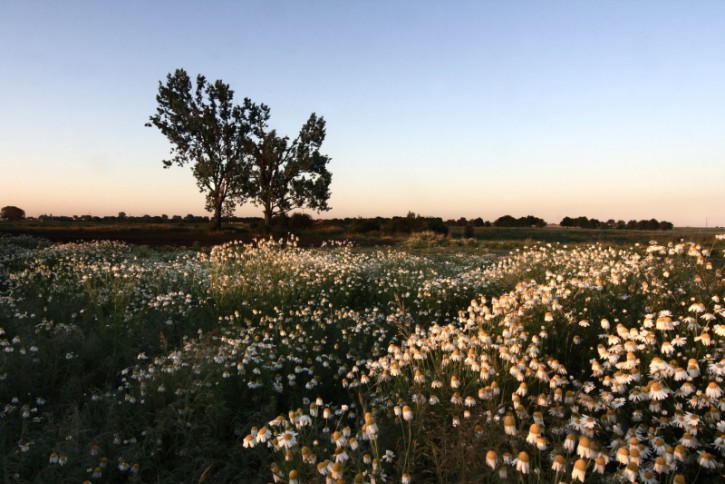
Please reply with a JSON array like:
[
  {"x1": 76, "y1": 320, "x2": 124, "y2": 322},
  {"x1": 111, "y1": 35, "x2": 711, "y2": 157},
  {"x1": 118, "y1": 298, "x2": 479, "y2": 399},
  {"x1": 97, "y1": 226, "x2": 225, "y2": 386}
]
[{"x1": 247, "y1": 237, "x2": 725, "y2": 482}]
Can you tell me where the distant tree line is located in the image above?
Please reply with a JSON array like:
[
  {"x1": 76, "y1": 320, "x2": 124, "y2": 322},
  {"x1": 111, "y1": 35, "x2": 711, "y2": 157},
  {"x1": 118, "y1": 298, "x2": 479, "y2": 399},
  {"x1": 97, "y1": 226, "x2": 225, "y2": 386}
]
[
  {"x1": 11, "y1": 211, "x2": 676, "y2": 233},
  {"x1": 560, "y1": 216, "x2": 673, "y2": 230},
  {"x1": 35, "y1": 213, "x2": 212, "y2": 224},
  {"x1": 444, "y1": 215, "x2": 547, "y2": 228},
  {"x1": 327, "y1": 212, "x2": 449, "y2": 235}
]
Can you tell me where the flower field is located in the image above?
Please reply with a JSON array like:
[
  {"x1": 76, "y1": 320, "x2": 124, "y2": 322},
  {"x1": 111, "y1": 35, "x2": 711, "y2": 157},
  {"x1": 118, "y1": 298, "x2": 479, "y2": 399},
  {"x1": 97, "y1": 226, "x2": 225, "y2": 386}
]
[{"x1": 1, "y1": 234, "x2": 724, "y2": 483}]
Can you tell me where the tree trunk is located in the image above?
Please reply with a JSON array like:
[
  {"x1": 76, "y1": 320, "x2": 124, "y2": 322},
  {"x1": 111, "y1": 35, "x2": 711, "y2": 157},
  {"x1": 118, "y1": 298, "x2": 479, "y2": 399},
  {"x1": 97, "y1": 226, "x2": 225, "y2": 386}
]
[
  {"x1": 213, "y1": 204, "x2": 223, "y2": 231},
  {"x1": 263, "y1": 205, "x2": 273, "y2": 233}
]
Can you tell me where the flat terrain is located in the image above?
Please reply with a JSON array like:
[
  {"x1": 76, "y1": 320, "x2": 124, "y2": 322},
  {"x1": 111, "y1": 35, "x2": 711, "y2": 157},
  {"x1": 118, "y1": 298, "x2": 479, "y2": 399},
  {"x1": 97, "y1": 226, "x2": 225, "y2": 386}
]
[{"x1": 2, "y1": 219, "x2": 722, "y2": 248}]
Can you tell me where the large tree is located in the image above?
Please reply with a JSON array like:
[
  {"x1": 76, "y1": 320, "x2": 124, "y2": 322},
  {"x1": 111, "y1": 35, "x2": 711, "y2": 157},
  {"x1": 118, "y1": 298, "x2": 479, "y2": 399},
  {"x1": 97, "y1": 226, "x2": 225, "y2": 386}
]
[
  {"x1": 249, "y1": 113, "x2": 332, "y2": 227},
  {"x1": 0, "y1": 206, "x2": 25, "y2": 221},
  {"x1": 147, "y1": 68, "x2": 266, "y2": 230},
  {"x1": 148, "y1": 68, "x2": 332, "y2": 230}
]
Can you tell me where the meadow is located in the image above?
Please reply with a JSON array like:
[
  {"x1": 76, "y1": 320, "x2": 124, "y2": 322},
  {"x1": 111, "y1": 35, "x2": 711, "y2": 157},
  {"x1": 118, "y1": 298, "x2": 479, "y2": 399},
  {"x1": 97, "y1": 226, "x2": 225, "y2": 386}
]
[{"x1": 1, "y1": 233, "x2": 724, "y2": 483}]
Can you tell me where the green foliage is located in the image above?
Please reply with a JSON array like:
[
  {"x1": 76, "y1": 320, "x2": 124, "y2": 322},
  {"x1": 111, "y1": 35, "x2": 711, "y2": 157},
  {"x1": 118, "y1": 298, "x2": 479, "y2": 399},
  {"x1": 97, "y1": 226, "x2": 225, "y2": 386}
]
[
  {"x1": 493, "y1": 214, "x2": 547, "y2": 227},
  {"x1": 1, "y1": 206, "x2": 26, "y2": 221},
  {"x1": 147, "y1": 68, "x2": 266, "y2": 230},
  {"x1": 249, "y1": 113, "x2": 332, "y2": 227},
  {"x1": 3, "y1": 234, "x2": 725, "y2": 482},
  {"x1": 148, "y1": 68, "x2": 332, "y2": 231}
]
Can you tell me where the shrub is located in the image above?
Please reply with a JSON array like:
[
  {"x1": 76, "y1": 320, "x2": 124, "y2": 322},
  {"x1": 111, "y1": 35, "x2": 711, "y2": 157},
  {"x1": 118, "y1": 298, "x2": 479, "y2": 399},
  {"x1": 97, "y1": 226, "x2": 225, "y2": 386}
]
[{"x1": 1, "y1": 206, "x2": 25, "y2": 221}]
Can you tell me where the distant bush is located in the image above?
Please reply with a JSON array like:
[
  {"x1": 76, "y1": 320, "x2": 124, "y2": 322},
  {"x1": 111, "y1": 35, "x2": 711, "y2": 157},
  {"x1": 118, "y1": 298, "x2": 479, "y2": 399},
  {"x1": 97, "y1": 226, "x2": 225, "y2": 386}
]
[
  {"x1": 1, "y1": 206, "x2": 25, "y2": 221},
  {"x1": 350, "y1": 218, "x2": 380, "y2": 233},
  {"x1": 383, "y1": 213, "x2": 449, "y2": 235},
  {"x1": 288, "y1": 213, "x2": 314, "y2": 231},
  {"x1": 493, "y1": 214, "x2": 547, "y2": 227}
]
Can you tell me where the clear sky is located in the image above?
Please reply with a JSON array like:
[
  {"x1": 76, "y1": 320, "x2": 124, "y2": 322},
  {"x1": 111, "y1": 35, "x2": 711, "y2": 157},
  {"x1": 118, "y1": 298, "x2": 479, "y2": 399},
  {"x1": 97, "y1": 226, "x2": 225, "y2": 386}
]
[{"x1": 1, "y1": 1, "x2": 724, "y2": 227}]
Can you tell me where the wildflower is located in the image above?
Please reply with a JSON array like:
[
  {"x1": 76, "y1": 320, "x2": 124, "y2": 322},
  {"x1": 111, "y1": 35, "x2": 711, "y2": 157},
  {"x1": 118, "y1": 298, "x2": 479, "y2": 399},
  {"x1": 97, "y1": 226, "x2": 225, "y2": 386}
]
[
  {"x1": 301, "y1": 446, "x2": 316, "y2": 464},
  {"x1": 674, "y1": 444, "x2": 686, "y2": 461},
  {"x1": 413, "y1": 370, "x2": 425, "y2": 383},
  {"x1": 698, "y1": 451, "x2": 718, "y2": 469},
  {"x1": 503, "y1": 415, "x2": 516, "y2": 435},
  {"x1": 649, "y1": 382, "x2": 670, "y2": 401},
  {"x1": 640, "y1": 469, "x2": 658, "y2": 484},
  {"x1": 515, "y1": 451, "x2": 530, "y2": 474},
  {"x1": 316, "y1": 459, "x2": 332, "y2": 476},
  {"x1": 334, "y1": 447, "x2": 349, "y2": 463},
  {"x1": 653, "y1": 456, "x2": 667, "y2": 473},
  {"x1": 242, "y1": 434, "x2": 255, "y2": 448},
  {"x1": 577, "y1": 436, "x2": 591, "y2": 458},
  {"x1": 256, "y1": 426, "x2": 272, "y2": 443},
  {"x1": 564, "y1": 433, "x2": 577, "y2": 453},
  {"x1": 526, "y1": 423, "x2": 541, "y2": 444},
  {"x1": 572, "y1": 459, "x2": 587, "y2": 482},
  {"x1": 486, "y1": 450, "x2": 498, "y2": 469},
  {"x1": 331, "y1": 431, "x2": 346, "y2": 447},
  {"x1": 623, "y1": 462, "x2": 638, "y2": 482},
  {"x1": 706, "y1": 382, "x2": 723, "y2": 399},
  {"x1": 594, "y1": 455, "x2": 606, "y2": 474},
  {"x1": 687, "y1": 358, "x2": 700, "y2": 377},
  {"x1": 402, "y1": 405, "x2": 413, "y2": 421},
  {"x1": 49, "y1": 452, "x2": 59, "y2": 464},
  {"x1": 364, "y1": 412, "x2": 378, "y2": 437},
  {"x1": 277, "y1": 430, "x2": 298, "y2": 449},
  {"x1": 401, "y1": 473, "x2": 412, "y2": 483},
  {"x1": 674, "y1": 367, "x2": 688, "y2": 381},
  {"x1": 680, "y1": 432, "x2": 697, "y2": 448},
  {"x1": 616, "y1": 447, "x2": 629, "y2": 465},
  {"x1": 551, "y1": 454, "x2": 565, "y2": 473}
]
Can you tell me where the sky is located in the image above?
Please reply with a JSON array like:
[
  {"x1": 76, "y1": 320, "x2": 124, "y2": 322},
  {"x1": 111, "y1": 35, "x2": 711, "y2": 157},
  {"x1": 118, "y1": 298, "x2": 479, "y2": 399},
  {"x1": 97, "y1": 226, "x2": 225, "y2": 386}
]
[{"x1": 1, "y1": 1, "x2": 724, "y2": 227}]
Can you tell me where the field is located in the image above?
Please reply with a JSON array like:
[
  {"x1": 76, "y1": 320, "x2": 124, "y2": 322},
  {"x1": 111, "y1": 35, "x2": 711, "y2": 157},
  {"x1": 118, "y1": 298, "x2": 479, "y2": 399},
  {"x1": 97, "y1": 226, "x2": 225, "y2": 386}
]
[{"x1": 1, "y1": 231, "x2": 725, "y2": 483}]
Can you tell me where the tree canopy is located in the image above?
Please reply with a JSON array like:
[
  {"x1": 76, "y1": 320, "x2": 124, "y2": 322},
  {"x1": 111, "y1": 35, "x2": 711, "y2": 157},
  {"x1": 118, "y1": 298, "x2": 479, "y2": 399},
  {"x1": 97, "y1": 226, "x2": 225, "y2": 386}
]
[
  {"x1": 248, "y1": 112, "x2": 332, "y2": 226},
  {"x1": 1, "y1": 206, "x2": 25, "y2": 221},
  {"x1": 147, "y1": 68, "x2": 332, "y2": 230}
]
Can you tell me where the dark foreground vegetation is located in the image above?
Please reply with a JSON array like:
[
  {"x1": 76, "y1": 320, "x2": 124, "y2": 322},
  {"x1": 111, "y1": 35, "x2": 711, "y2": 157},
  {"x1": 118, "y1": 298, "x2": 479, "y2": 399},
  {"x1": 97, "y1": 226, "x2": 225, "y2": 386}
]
[{"x1": 1, "y1": 233, "x2": 724, "y2": 483}]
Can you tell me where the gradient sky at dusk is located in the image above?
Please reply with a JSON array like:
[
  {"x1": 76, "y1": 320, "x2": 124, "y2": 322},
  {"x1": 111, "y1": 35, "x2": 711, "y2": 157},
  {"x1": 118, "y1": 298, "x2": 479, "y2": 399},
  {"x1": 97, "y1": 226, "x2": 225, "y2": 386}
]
[{"x1": 2, "y1": 1, "x2": 724, "y2": 226}]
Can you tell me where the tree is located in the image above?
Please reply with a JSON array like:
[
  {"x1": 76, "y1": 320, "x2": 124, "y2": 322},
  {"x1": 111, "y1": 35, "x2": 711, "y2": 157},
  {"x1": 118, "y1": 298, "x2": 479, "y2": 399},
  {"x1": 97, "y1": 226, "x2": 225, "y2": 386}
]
[
  {"x1": 147, "y1": 68, "x2": 266, "y2": 230},
  {"x1": 148, "y1": 68, "x2": 332, "y2": 230},
  {"x1": 1, "y1": 206, "x2": 25, "y2": 221},
  {"x1": 248, "y1": 113, "x2": 332, "y2": 228}
]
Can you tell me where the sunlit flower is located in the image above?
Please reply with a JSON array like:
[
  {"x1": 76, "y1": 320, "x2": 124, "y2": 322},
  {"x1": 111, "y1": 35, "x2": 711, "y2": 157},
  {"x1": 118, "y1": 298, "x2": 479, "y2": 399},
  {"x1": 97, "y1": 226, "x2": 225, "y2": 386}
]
[
  {"x1": 486, "y1": 450, "x2": 498, "y2": 469},
  {"x1": 706, "y1": 382, "x2": 723, "y2": 399},
  {"x1": 515, "y1": 451, "x2": 530, "y2": 474},
  {"x1": 572, "y1": 459, "x2": 587, "y2": 482},
  {"x1": 698, "y1": 451, "x2": 718, "y2": 469},
  {"x1": 277, "y1": 430, "x2": 298, "y2": 449},
  {"x1": 504, "y1": 415, "x2": 516, "y2": 436}
]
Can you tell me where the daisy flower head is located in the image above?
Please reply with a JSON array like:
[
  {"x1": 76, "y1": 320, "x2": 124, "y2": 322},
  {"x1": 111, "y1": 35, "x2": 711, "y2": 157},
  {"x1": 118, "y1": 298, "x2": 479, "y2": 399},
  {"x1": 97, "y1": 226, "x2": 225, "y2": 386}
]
[
  {"x1": 486, "y1": 449, "x2": 498, "y2": 469},
  {"x1": 515, "y1": 451, "x2": 530, "y2": 474},
  {"x1": 572, "y1": 459, "x2": 587, "y2": 482}
]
